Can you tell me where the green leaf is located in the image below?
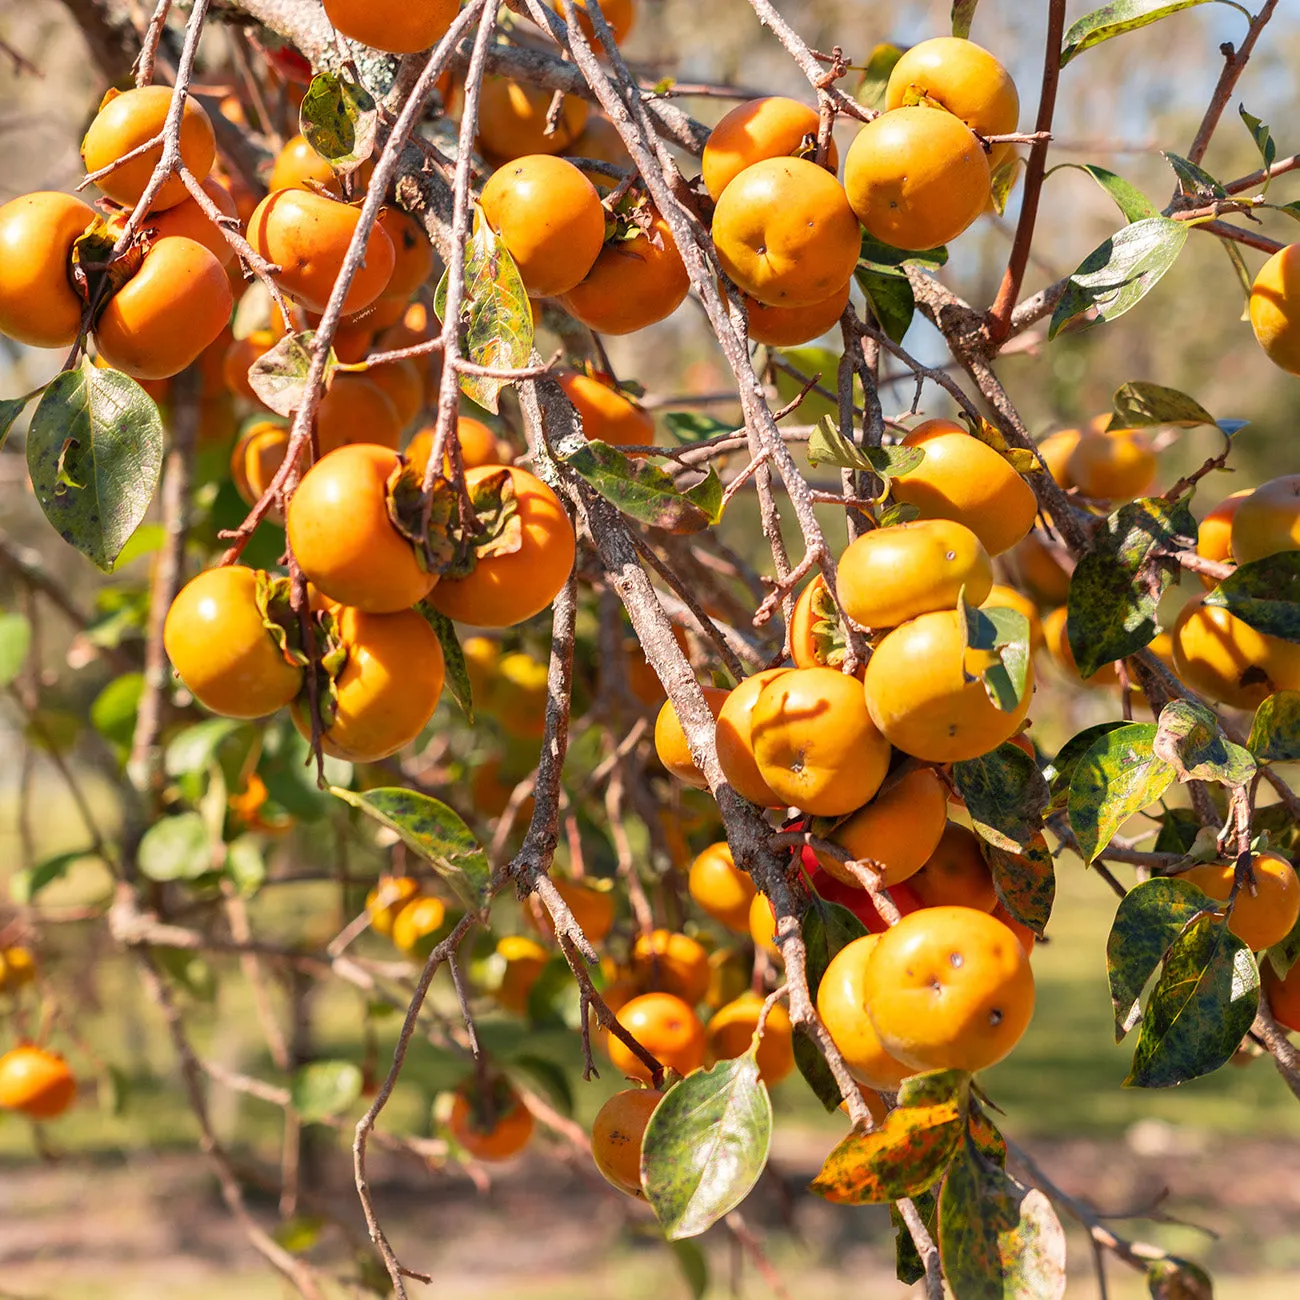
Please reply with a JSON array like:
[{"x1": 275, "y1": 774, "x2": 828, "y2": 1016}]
[
  {"x1": 564, "y1": 439, "x2": 718, "y2": 533},
  {"x1": 291, "y1": 1059, "x2": 364, "y2": 1123},
  {"x1": 226, "y1": 836, "x2": 267, "y2": 897},
  {"x1": 810, "y1": 1101, "x2": 963, "y2": 1204},
  {"x1": 1154, "y1": 806, "x2": 1204, "y2": 856},
  {"x1": 0, "y1": 611, "x2": 32, "y2": 688},
  {"x1": 1248, "y1": 691, "x2": 1300, "y2": 761},
  {"x1": 1066, "y1": 496, "x2": 1196, "y2": 678},
  {"x1": 155, "y1": 947, "x2": 217, "y2": 1001},
  {"x1": 0, "y1": 392, "x2": 34, "y2": 450},
  {"x1": 670, "y1": 1240, "x2": 709, "y2": 1300},
  {"x1": 26, "y1": 360, "x2": 163, "y2": 572},
  {"x1": 641, "y1": 1056, "x2": 773, "y2": 1240},
  {"x1": 1067, "y1": 723, "x2": 1174, "y2": 863},
  {"x1": 897, "y1": 1068, "x2": 969, "y2": 1109},
  {"x1": 1108, "y1": 876, "x2": 1214, "y2": 1039},
  {"x1": 1152, "y1": 698, "x2": 1256, "y2": 787},
  {"x1": 807, "y1": 417, "x2": 924, "y2": 479},
  {"x1": 1204, "y1": 552, "x2": 1300, "y2": 642},
  {"x1": 803, "y1": 901, "x2": 870, "y2": 991},
  {"x1": 939, "y1": 1141, "x2": 1067, "y2": 1300},
  {"x1": 275, "y1": 1216, "x2": 326, "y2": 1254},
  {"x1": 138, "y1": 812, "x2": 214, "y2": 882},
  {"x1": 859, "y1": 232, "x2": 948, "y2": 273},
  {"x1": 792, "y1": 1033, "x2": 845, "y2": 1112},
  {"x1": 434, "y1": 210, "x2": 534, "y2": 414},
  {"x1": 164, "y1": 718, "x2": 250, "y2": 779},
  {"x1": 960, "y1": 599, "x2": 1031, "y2": 713},
  {"x1": 1044, "y1": 721, "x2": 1130, "y2": 811},
  {"x1": 987, "y1": 153, "x2": 1024, "y2": 218},
  {"x1": 953, "y1": 742, "x2": 1050, "y2": 855},
  {"x1": 418, "y1": 603, "x2": 472, "y2": 721},
  {"x1": 90, "y1": 671, "x2": 143, "y2": 749},
  {"x1": 855, "y1": 267, "x2": 914, "y2": 344},
  {"x1": 1048, "y1": 217, "x2": 1189, "y2": 339},
  {"x1": 299, "y1": 68, "x2": 377, "y2": 169},
  {"x1": 950, "y1": 0, "x2": 980, "y2": 38},
  {"x1": 892, "y1": 1190, "x2": 938, "y2": 1286},
  {"x1": 1060, "y1": 0, "x2": 1219, "y2": 65},
  {"x1": 332, "y1": 786, "x2": 490, "y2": 910},
  {"x1": 1239, "y1": 105, "x2": 1276, "y2": 183},
  {"x1": 1163, "y1": 151, "x2": 1226, "y2": 201},
  {"x1": 1126, "y1": 914, "x2": 1259, "y2": 1087},
  {"x1": 1050, "y1": 163, "x2": 1158, "y2": 223},
  {"x1": 855, "y1": 43, "x2": 904, "y2": 111},
  {"x1": 661, "y1": 411, "x2": 732, "y2": 444},
  {"x1": 10, "y1": 847, "x2": 101, "y2": 904},
  {"x1": 1108, "y1": 380, "x2": 1240, "y2": 434}
]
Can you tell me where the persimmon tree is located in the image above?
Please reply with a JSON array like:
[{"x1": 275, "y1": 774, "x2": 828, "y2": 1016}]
[{"x1": 2, "y1": 0, "x2": 1300, "y2": 1297}]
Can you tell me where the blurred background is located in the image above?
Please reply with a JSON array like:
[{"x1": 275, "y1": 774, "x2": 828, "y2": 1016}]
[{"x1": 3, "y1": 1, "x2": 1300, "y2": 1296}]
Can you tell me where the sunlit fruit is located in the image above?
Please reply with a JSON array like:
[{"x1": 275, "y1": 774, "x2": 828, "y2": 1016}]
[
  {"x1": 864, "y1": 905, "x2": 1035, "y2": 1072},
  {"x1": 591, "y1": 1087, "x2": 662, "y2": 1196},
  {"x1": 687, "y1": 841, "x2": 757, "y2": 932},
  {"x1": 715, "y1": 667, "x2": 791, "y2": 806},
  {"x1": 0, "y1": 191, "x2": 96, "y2": 348},
  {"x1": 448, "y1": 1076, "x2": 535, "y2": 1161},
  {"x1": 322, "y1": 0, "x2": 460, "y2": 55},
  {"x1": 702, "y1": 96, "x2": 835, "y2": 201},
  {"x1": 1231, "y1": 475, "x2": 1300, "y2": 564},
  {"x1": 707, "y1": 992, "x2": 794, "y2": 1084},
  {"x1": 1170, "y1": 595, "x2": 1300, "y2": 711},
  {"x1": 0, "y1": 1045, "x2": 76, "y2": 1120},
  {"x1": 608, "y1": 991, "x2": 707, "y2": 1082},
  {"x1": 1065, "y1": 427, "x2": 1156, "y2": 501},
  {"x1": 1175, "y1": 852, "x2": 1300, "y2": 952},
  {"x1": 1250, "y1": 243, "x2": 1300, "y2": 375},
  {"x1": 654, "y1": 686, "x2": 729, "y2": 789}
]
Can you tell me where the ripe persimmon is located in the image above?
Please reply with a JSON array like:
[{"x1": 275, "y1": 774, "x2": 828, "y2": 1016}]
[
  {"x1": 559, "y1": 213, "x2": 690, "y2": 335},
  {"x1": 1176, "y1": 853, "x2": 1300, "y2": 952},
  {"x1": 365, "y1": 876, "x2": 421, "y2": 937},
  {"x1": 0, "y1": 1045, "x2": 76, "y2": 1120},
  {"x1": 816, "y1": 765, "x2": 949, "y2": 888},
  {"x1": 295, "y1": 604, "x2": 445, "y2": 763},
  {"x1": 81, "y1": 85, "x2": 215, "y2": 211},
  {"x1": 248, "y1": 189, "x2": 395, "y2": 314},
  {"x1": 494, "y1": 935, "x2": 551, "y2": 1016},
  {"x1": 863, "y1": 608, "x2": 1035, "y2": 763},
  {"x1": 844, "y1": 107, "x2": 990, "y2": 252},
  {"x1": 480, "y1": 156, "x2": 606, "y2": 298},
  {"x1": 712, "y1": 158, "x2": 861, "y2": 309},
  {"x1": 377, "y1": 207, "x2": 434, "y2": 299},
  {"x1": 557, "y1": 371, "x2": 655, "y2": 449},
  {"x1": 742, "y1": 280, "x2": 851, "y2": 347},
  {"x1": 884, "y1": 37, "x2": 1020, "y2": 168},
  {"x1": 1264, "y1": 959, "x2": 1300, "y2": 1034},
  {"x1": 222, "y1": 329, "x2": 278, "y2": 404},
  {"x1": 837, "y1": 519, "x2": 992, "y2": 631},
  {"x1": 287, "y1": 444, "x2": 437, "y2": 614},
  {"x1": 816, "y1": 935, "x2": 916, "y2": 1090},
  {"x1": 631, "y1": 930, "x2": 711, "y2": 1006},
  {"x1": 448, "y1": 1077, "x2": 535, "y2": 1161},
  {"x1": 1170, "y1": 595, "x2": 1300, "y2": 711},
  {"x1": 750, "y1": 667, "x2": 891, "y2": 816},
  {"x1": 0, "y1": 192, "x2": 96, "y2": 348},
  {"x1": 707, "y1": 992, "x2": 794, "y2": 1085},
  {"x1": 316, "y1": 374, "x2": 402, "y2": 455},
  {"x1": 390, "y1": 894, "x2": 448, "y2": 957},
  {"x1": 366, "y1": 358, "x2": 425, "y2": 429},
  {"x1": 892, "y1": 420, "x2": 1038, "y2": 557},
  {"x1": 701, "y1": 97, "x2": 836, "y2": 202},
  {"x1": 230, "y1": 420, "x2": 289, "y2": 511},
  {"x1": 405, "y1": 417, "x2": 506, "y2": 475},
  {"x1": 716, "y1": 667, "x2": 791, "y2": 807},
  {"x1": 554, "y1": 0, "x2": 637, "y2": 51},
  {"x1": 591, "y1": 1087, "x2": 662, "y2": 1196},
  {"x1": 322, "y1": 0, "x2": 460, "y2": 55},
  {"x1": 145, "y1": 175, "x2": 238, "y2": 266},
  {"x1": 687, "y1": 841, "x2": 757, "y2": 933},
  {"x1": 864, "y1": 905, "x2": 1035, "y2": 1072},
  {"x1": 425, "y1": 465, "x2": 576, "y2": 627},
  {"x1": 1065, "y1": 427, "x2": 1156, "y2": 501},
  {"x1": 477, "y1": 76, "x2": 589, "y2": 160},
  {"x1": 164, "y1": 566, "x2": 302, "y2": 719},
  {"x1": 1230, "y1": 475, "x2": 1300, "y2": 564},
  {"x1": 908, "y1": 822, "x2": 998, "y2": 912},
  {"x1": 608, "y1": 991, "x2": 707, "y2": 1081},
  {"x1": 1197, "y1": 489, "x2": 1251, "y2": 586},
  {"x1": 654, "y1": 686, "x2": 730, "y2": 788},
  {"x1": 1250, "y1": 243, "x2": 1300, "y2": 375},
  {"x1": 95, "y1": 236, "x2": 233, "y2": 381}
]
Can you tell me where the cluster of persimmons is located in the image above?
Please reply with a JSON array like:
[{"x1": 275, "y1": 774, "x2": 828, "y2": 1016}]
[{"x1": 4, "y1": 0, "x2": 1300, "y2": 1196}]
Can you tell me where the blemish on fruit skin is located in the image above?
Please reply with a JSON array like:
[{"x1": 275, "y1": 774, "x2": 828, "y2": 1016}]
[
  {"x1": 949, "y1": 950, "x2": 963, "y2": 968},
  {"x1": 989, "y1": 1008, "x2": 1004, "y2": 1026}
]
